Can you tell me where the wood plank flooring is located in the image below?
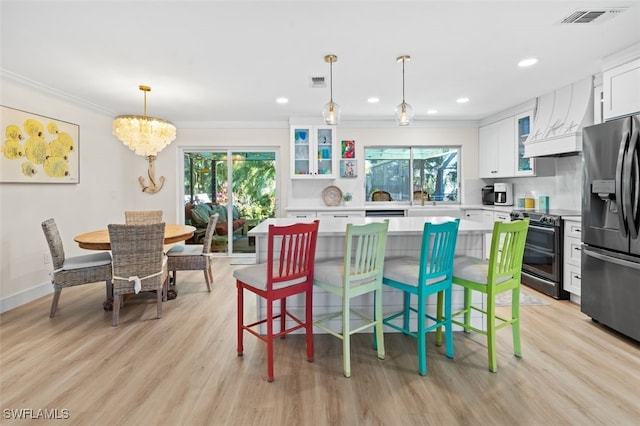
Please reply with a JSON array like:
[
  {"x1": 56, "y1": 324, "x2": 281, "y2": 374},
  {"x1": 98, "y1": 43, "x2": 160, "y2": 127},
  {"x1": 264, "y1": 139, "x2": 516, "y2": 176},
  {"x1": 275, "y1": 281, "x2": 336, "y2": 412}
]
[{"x1": 1, "y1": 258, "x2": 639, "y2": 425}]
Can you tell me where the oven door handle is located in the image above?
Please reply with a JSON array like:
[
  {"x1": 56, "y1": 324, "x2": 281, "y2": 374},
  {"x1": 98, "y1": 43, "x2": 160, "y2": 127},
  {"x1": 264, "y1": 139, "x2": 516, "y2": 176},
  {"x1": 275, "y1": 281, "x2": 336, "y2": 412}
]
[
  {"x1": 583, "y1": 247, "x2": 640, "y2": 270},
  {"x1": 528, "y1": 224, "x2": 557, "y2": 234},
  {"x1": 525, "y1": 244, "x2": 557, "y2": 256}
]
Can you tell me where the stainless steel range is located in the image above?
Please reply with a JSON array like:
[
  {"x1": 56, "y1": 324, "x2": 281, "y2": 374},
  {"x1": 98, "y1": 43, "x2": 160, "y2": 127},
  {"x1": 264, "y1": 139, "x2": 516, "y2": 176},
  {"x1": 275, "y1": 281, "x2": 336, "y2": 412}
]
[{"x1": 510, "y1": 209, "x2": 581, "y2": 299}]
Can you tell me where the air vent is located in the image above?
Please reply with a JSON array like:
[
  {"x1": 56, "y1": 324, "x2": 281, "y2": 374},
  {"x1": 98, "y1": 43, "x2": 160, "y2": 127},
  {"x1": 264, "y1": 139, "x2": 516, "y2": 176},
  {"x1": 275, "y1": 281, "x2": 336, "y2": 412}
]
[
  {"x1": 559, "y1": 8, "x2": 627, "y2": 24},
  {"x1": 310, "y1": 76, "x2": 326, "y2": 88}
]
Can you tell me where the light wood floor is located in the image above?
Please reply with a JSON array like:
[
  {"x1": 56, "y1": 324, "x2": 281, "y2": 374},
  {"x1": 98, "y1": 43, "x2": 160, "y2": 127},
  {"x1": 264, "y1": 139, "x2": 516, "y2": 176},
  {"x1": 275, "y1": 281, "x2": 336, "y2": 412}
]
[{"x1": 1, "y1": 258, "x2": 639, "y2": 425}]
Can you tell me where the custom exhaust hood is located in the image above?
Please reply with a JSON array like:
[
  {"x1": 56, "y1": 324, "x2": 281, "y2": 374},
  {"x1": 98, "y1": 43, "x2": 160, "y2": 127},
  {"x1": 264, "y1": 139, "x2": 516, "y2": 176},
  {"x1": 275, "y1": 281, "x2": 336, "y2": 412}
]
[{"x1": 524, "y1": 76, "x2": 594, "y2": 158}]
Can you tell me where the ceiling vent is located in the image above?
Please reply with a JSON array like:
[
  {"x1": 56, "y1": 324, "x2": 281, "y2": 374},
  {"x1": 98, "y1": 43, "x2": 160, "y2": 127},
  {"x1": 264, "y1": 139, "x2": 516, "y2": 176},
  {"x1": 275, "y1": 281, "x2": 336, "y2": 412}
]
[
  {"x1": 310, "y1": 76, "x2": 326, "y2": 88},
  {"x1": 559, "y1": 8, "x2": 627, "y2": 24}
]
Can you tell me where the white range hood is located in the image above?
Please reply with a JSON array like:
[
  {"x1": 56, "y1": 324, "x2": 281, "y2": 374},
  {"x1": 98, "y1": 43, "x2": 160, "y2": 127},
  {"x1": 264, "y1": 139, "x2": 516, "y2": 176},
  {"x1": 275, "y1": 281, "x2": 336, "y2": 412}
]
[{"x1": 524, "y1": 76, "x2": 594, "y2": 157}]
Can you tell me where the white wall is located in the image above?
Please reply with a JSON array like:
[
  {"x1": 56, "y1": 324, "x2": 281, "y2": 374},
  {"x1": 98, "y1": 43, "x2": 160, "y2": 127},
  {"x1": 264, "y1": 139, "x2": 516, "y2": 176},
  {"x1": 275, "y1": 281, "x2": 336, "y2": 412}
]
[
  {"x1": 0, "y1": 78, "x2": 479, "y2": 313},
  {"x1": 288, "y1": 125, "x2": 479, "y2": 208}
]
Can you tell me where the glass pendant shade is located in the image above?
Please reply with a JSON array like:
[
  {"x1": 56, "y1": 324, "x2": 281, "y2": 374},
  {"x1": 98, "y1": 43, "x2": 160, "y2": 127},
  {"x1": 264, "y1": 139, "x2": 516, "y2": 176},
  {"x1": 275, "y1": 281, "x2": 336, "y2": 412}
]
[
  {"x1": 395, "y1": 55, "x2": 413, "y2": 126},
  {"x1": 322, "y1": 100, "x2": 341, "y2": 125},
  {"x1": 394, "y1": 102, "x2": 414, "y2": 126},
  {"x1": 323, "y1": 54, "x2": 340, "y2": 125}
]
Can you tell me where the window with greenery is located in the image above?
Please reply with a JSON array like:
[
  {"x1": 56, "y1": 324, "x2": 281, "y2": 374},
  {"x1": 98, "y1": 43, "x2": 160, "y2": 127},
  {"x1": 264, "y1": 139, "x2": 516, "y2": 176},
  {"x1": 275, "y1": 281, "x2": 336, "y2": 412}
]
[{"x1": 364, "y1": 147, "x2": 459, "y2": 203}]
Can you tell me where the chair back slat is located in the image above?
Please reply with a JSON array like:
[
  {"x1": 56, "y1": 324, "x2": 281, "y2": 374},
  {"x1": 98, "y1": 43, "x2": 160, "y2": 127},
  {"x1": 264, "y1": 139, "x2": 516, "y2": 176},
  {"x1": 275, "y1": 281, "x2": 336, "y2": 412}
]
[
  {"x1": 108, "y1": 222, "x2": 166, "y2": 294},
  {"x1": 201, "y1": 213, "x2": 220, "y2": 254},
  {"x1": 487, "y1": 218, "x2": 529, "y2": 284},
  {"x1": 421, "y1": 219, "x2": 460, "y2": 283},
  {"x1": 267, "y1": 221, "x2": 319, "y2": 289},
  {"x1": 345, "y1": 220, "x2": 389, "y2": 282},
  {"x1": 41, "y1": 218, "x2": 65, "y2": 269},
  {"x1": 124, "y1": 210, "x2": 163, "y2": 225}
]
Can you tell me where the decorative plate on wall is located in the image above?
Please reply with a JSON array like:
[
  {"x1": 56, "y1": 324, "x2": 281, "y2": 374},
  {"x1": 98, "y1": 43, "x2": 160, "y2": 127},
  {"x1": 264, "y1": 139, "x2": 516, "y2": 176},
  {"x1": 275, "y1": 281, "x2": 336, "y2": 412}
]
[{"x1": 322, "y1": 185, "x2": 343, "y2": 206}]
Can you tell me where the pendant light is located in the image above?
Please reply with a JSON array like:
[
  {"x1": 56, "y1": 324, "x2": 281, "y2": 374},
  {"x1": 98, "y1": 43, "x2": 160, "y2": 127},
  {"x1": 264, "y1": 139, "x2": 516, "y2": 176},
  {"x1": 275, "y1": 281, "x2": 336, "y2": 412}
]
[
  {"x1": 395, "y1": 55, "x2": 414, "y2": 126},
  {"x1": 322, "y1": 54, "x2": 340, "y2": 125}
]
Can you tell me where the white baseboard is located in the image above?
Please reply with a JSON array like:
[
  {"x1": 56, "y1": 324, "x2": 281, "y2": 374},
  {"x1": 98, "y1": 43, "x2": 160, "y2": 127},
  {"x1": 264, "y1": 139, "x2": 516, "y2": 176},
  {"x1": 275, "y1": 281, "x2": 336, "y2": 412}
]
[{"x1": 0, "y1": 281, "x2": 52, "y2": 314}]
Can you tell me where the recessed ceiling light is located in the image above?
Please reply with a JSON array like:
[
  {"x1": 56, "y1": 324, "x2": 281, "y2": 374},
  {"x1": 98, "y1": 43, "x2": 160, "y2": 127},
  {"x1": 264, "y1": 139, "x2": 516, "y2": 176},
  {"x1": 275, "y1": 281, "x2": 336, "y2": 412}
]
[
  {"x1": 368, "y1": 97, "x2": 379, "y2": 104},
  {"x1": 427, "y1": 109, "x2": 438, "y2": 114},
  {"x1": 518, "y1": 58, "x2": 538, "y2": 67},
  {"x1": 276, "y1": 97, "x2": 288, "y2": 104},
  {"x1": 456, "y1": 97, "x2": 469, "y2": 104}
]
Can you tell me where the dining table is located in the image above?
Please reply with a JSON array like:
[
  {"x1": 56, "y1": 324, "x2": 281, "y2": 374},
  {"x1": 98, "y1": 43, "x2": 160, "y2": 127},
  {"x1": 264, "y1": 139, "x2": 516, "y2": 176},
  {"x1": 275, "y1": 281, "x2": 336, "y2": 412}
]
[{"x1": 74, "y1": 224, "x2": 196, "y2": 307}]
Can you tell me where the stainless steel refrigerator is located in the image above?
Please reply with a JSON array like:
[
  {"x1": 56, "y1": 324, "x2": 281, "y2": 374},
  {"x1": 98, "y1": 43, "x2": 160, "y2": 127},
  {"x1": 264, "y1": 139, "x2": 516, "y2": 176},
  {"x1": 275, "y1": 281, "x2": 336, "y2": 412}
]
[{"x1": 582, "y1": 114, "x2": 640, "y2": 342}]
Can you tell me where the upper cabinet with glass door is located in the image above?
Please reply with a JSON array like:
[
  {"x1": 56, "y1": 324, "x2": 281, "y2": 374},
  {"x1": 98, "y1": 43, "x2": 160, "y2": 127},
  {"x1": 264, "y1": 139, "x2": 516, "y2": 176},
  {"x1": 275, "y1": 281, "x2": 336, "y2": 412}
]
[
  {"x1": 291, "y1": 125, "x2": 337, "y2": 179},
  {"x1": 514, "y1": 110, "x2": 535, "y2": 176}
]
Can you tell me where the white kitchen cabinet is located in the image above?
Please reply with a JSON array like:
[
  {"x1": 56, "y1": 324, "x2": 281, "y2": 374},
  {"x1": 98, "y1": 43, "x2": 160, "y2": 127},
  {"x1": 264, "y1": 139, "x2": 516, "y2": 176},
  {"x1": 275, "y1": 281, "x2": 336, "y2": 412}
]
[
  {"x1": 462, "y1": 209, "x2": 483, "y2": 223},
  {"x1": 563, "y1": 219, "x2": 582, "y2": 298},
  {"x1": 291, "y1": 125, "x2": 337, "y2": 179},
  {"x1": 514, "y1": 110, "x2": 536, "y2": 176},
  {"x1": 287, "y1": 210, "x2": 316, "y2": 218},
  {"x1": 603, "y1": 58, "x2": 640, "y2": 120},
  {"x1": 287, "y1": 209, "x2": 365, "y2": 218},
  {"x1": 479, "y1": 116, "x2": 515, "y2": 178},
  {"x1": 317, "y1": 210, "x2": 365, "y2": 218}
]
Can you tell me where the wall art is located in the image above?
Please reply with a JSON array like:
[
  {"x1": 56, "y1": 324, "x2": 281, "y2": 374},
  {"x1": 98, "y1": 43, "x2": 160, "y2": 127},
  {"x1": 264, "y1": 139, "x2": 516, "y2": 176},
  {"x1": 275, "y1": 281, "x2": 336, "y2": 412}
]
[{"x1": 1, "y1": 106, "x2": 79, "y2": 183}]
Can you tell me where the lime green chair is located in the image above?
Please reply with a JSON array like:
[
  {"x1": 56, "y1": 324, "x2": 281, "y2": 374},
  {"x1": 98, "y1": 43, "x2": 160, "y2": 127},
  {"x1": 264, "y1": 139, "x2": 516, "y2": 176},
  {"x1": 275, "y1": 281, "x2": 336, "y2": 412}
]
[
  {"x1": 382, "y1": 219, "x2": 460, "y2": 376},
  {"x1": 451, "y1": 218, "x2": 529, "y2": 372},
  {"x1": 313, "y1": 220, "x2": 389, "y2": 378}
]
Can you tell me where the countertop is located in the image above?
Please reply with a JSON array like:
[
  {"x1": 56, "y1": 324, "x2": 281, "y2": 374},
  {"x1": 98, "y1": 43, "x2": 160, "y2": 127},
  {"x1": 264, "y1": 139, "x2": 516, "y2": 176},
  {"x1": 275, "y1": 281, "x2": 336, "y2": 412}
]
[
  {"x1": 248, "y1": 216, "x2": 494, "y2": 237},
  {"x1": 286, "y1": 204, "x2": 515, "y2": 212}
]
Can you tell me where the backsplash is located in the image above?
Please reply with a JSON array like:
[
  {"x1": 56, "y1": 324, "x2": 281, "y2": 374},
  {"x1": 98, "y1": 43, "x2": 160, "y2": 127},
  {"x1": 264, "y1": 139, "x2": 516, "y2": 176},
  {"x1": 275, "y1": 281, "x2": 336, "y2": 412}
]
[{"x1": 483, "y1": 155, "x2": 582, "y2": 211}]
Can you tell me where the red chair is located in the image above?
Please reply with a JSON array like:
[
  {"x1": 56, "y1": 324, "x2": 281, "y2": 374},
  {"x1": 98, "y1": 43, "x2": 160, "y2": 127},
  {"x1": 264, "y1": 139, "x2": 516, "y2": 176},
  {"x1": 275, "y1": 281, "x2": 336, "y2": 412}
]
[{"x1": 233, "y1": 220, "x2": 320, "y2": 382}]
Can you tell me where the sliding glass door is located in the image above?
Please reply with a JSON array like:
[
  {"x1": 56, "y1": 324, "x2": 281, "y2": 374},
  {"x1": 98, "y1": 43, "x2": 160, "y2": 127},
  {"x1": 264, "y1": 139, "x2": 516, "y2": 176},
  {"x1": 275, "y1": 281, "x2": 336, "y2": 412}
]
[{"x1": 183, "y1": 149, "x2": 277, "y2": 256}]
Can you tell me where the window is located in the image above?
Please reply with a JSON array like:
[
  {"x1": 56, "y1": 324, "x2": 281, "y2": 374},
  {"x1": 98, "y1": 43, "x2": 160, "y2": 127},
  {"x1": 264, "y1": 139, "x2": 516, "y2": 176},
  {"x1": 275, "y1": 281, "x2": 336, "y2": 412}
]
[{"x1": 364, "y1": 147, "x2": 460, "y2": 203}]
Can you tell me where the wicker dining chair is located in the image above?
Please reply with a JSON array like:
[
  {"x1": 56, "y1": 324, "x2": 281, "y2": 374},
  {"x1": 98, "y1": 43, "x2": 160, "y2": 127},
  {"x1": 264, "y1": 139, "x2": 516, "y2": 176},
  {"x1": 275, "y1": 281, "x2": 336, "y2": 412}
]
[
  {"x1": 42, "y1": 218, "x2": 113, "y2": 318},
  {"x1": 108, "y1": 222, "x2": 168, "y2": 326},
  {"x1": 124, "y1": 210, "x2": 163, "y2": 224},
  {"x1": 166, "y1": 213, "x2": 219, "y2": 293},
  {"x1": 371, "y1": 190, "x2": 392, "y2": 202}
]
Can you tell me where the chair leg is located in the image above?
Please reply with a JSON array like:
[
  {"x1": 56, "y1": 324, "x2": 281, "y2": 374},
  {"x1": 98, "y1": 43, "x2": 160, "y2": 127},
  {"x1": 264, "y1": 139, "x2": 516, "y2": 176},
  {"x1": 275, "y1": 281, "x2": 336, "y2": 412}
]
[
  {"x1": 463, "y1": 287, "x2": 472, "y2": 333},
  {"x1": 237, "y1": 282, "x2": 244, "y2": 356},
  {"x1": 305, "y1": 287, "x2": 314, "y2": 362},
  {"x1": 156, "y1": 285, "x2": 163, "y2": 319},
  {"x1": 512, "y1": 287, "x2": 522, "y2": 358},
  {"x1": 267, "y1": 299, "x2": 275, "y2": 382},
  {"x1": 280, "y1": 297, "x2": 287, "y2": 338},
  {"x1": 444, "y1": 287, "x2": 454, "y2": 359},
  {"x1": 112, "y1": 295, "x2": 121, "y2": 327},
  {"x1": 417, "y1": 292, "x2": 427, "y2": 376},
  {"x1": 374, "y1": 286, "x2": 385, "y2": 361},
  {"x1": 49, "y1": 288, "x2": 61, "y2": 318},
  {"x1": 204, "y1": 261, "x2": 212, "y2": 292},
  {"x1": 487, "y1": 294, "x2": 497, "y2": 373},
  {"x1": 402, "y1": 291, "x2": 411, "y2": 333},
  {"x1": 343, "y1": 294, "x2": 351, "y2": 378},
  {"x1": 435, "y1": 290, "x2": 444, "y2": 346}
]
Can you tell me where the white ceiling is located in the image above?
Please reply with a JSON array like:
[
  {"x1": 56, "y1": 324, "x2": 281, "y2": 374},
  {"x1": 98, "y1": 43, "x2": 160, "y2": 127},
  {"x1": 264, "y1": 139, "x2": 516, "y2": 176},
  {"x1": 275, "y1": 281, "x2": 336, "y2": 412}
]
[{"x1": 2, "y1": 1, "x2": 639, "y2": 125}]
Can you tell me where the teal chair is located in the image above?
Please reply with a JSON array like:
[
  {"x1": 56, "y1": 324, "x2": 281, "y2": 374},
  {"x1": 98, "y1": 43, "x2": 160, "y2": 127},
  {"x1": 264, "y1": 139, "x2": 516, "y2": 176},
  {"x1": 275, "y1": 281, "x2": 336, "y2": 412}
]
[
  {"x1": 381, "y1": 219, "x2": 460, "y2": 376},
  {"x1": 452, "y1": 218, "x2": 529, "y2": 372},
  {"x1": 313, "y1": 220, "x2": 389, "y2": 378}
]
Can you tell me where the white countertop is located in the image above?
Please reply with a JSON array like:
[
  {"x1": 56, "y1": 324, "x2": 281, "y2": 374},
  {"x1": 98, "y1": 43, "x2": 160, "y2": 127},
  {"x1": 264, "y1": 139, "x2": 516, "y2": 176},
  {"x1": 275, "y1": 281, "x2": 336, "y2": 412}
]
[
  {"x1": 248, "y1": 216, "x2": 493, "y2": 237},
  {"x1": 286, "y1": 204, "x2": 515, "y2": 212}
]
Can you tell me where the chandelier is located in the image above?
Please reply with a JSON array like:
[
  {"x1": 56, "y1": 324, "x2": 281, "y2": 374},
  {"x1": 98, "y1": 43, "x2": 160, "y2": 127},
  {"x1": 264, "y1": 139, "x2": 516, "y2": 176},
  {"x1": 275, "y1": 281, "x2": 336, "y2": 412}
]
[
  {"x1": 322, "y1": 54, "x2": 340, "y2": 125},
  {"x1": 395, "y1": 55, "x2": 414, "y2": 126},
  {"x1": 112, "y1": 85, "x2": 176, "y2": 194}
]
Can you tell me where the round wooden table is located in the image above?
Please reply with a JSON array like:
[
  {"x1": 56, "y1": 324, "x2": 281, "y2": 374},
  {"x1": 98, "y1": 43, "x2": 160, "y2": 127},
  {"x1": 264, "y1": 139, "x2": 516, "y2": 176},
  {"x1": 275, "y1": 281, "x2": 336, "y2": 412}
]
[
  {"x1": 74, "y1": 224, "x2": 196, "y2": 306},
  {"x1": 74, "y1": 224, "x2": 196, "y2": 250}
]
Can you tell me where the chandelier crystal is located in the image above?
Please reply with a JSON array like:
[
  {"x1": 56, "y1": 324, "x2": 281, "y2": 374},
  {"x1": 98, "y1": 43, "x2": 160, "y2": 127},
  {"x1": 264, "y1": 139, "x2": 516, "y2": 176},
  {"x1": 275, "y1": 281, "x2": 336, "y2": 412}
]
[
  {"x1": 394, "y1": 55, "x2": 414, "y2": 126},
  {"x1": 322, "y1": 54, "x2": 340, "y2": 125},
  {"x1": 112, "y1": 85, "x2": 176, "y2": 194},
  {"x1": 112, "y1": 85, "x2": 176, "y2": 157}
]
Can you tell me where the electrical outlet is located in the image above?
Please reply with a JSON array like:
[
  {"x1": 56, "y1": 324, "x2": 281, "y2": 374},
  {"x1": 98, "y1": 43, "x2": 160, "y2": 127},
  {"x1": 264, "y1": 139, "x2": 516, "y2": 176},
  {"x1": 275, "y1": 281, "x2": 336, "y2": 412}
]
[{"x1": 43, "y1": 252, "x2": 51, "y2": 265}]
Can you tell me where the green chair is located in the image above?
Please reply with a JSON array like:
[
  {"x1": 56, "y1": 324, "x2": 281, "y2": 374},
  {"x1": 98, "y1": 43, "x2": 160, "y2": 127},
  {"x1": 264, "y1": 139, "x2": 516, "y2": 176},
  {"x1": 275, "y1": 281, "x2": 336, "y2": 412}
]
[
  {"x1": 382, "y1": 219, "x2": 460, "y2": 376},
  {"x1": 451, "y1": 218, "x2": 529, "y2": 372},
  {"x1": 313, "y1": 220, "x2": 389, "y2": 378}
]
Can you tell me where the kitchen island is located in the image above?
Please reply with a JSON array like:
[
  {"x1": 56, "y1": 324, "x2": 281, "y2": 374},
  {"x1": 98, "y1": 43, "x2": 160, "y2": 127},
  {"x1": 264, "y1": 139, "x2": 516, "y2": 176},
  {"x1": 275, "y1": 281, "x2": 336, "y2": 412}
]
[{"x1": 247, "y1": 217, "x2": 494, "y2": 332}]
